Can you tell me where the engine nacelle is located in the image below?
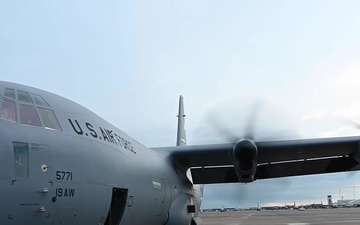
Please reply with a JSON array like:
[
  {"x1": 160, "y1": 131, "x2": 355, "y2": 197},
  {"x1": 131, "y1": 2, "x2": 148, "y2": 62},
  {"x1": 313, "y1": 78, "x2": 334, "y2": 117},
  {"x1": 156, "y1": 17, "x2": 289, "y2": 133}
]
[{"x1": 233, "y1": 139, "x2": 258, "y2": 183}]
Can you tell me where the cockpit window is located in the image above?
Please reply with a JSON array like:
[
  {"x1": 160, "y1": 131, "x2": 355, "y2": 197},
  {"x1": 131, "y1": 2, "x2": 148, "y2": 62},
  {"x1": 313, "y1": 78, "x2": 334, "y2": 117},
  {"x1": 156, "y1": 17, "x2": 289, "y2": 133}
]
[
  {"x1": 17, "y1": 90, "x2": 33, "y2": 103},
  {"x1": 1, "y1": 88, "x2": 62, "y2": 131},
  {"x1": 31, "y1": 94, "x2": 50, "y2": 107},
  {"x1": 38, "y1": 108, "x2": 62, "y2": 131},
  {"x1": 4, "y1": 88, "x2": 15, "y2": 99},
  {"x1": 19, "y1": 104, "x2": 42, "y2": 127},
  {"x1": 1, "y1": 98, "x2": 17, "y2": 123}
]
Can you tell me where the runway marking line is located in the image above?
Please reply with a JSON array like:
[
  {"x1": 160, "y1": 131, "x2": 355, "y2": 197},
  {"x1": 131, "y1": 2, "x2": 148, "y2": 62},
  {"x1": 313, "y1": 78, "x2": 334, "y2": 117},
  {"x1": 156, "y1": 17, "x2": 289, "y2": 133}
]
[
  {"x1": 238, "y1": 212, "x2": 255, "y2": 225},
  {"x1": 287, "y1": 223, "x2": 310, "y2": 225},
  {"x1": 244, "y1": 213, "x2": 254, "y2": 218}
]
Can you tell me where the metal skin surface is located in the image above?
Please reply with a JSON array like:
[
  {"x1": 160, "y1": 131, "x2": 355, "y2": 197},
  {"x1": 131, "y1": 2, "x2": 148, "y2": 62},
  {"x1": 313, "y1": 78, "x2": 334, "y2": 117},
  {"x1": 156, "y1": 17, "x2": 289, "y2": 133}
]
[
  {"x1": 2, "y1": 81, "x2": 360, "y2": 225},
  {"x1": 0, "y1": 81, "x2": 196, "y2": 225}
]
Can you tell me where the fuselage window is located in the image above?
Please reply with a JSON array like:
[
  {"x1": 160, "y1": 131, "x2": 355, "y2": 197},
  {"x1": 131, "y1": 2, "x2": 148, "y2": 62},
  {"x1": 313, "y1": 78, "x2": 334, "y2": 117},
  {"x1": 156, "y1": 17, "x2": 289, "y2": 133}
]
[
  {"x1": 31, "y1": 94, "x2": 50, "y2": 107},
  {"x1": 19, "y1": 104, "x2": 42, "y2": 127},
  {"x1": 4, "y1": 88, "x2": 15, "y2": 99},
  {"x1": 38, "y1": 108, "x2": 62, "y2": 131},
  {"x1": 13, "y1": 142, "x2": 29, "y2": 177},
  {"x1": 1, "y1": 98, "x2": 17, "y2": 123},
  {"x1": 17, "y1": 90, "x2": 33, "y2": 103}
]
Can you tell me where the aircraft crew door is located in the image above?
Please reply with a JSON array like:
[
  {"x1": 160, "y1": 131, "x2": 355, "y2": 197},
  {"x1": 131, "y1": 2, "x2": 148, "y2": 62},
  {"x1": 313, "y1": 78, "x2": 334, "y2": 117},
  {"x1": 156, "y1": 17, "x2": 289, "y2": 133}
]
[
  {"x1": 104, "y1": 188, "x2": 128, "y2": 225},
  {"x1": 10, "y1": 142, "x2": 54, "y2": 221}
]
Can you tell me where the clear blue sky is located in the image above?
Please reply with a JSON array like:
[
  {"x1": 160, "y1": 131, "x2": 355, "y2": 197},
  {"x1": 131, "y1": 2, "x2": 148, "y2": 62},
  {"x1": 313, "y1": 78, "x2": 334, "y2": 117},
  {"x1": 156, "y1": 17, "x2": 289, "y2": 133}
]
[{"x1": 2, "y1": 1, "x2": 360, "y2": 208}]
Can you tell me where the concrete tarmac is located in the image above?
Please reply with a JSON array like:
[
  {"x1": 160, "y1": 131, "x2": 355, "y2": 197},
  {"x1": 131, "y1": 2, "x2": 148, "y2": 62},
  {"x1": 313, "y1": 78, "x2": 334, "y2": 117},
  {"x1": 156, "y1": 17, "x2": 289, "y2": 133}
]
[{"x1": 200, "y1": 208, "x2": 360, "y2": 225}]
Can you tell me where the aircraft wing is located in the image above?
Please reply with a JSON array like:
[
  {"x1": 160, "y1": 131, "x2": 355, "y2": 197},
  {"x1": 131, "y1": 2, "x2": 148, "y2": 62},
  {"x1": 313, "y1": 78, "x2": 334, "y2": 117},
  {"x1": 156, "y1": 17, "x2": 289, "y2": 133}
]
[{"x1": 153, "y1": 136, "x2": 360, "y2": 184}]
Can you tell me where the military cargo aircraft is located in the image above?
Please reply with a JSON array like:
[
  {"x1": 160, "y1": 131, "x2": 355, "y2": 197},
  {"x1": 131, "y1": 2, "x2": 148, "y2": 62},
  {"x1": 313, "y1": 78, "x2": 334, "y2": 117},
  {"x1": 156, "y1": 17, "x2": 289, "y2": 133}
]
[{"x1": 1, "y1": 81, "x2": 360, "y2": 225}]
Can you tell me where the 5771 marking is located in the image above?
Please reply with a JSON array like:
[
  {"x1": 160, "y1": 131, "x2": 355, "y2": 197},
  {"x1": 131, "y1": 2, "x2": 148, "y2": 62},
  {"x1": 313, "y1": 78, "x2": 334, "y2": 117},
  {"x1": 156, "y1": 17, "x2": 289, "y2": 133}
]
[{"x1": 56, "y1": 171, "x2": 73, "y2": 181}]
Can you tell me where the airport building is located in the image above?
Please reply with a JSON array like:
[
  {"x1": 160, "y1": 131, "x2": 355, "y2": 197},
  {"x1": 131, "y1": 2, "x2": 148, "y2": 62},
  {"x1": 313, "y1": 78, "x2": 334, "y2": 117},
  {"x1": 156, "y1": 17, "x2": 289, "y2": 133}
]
[{"x1": 337, "y1": 199, "x2": 360, "y2": 207}]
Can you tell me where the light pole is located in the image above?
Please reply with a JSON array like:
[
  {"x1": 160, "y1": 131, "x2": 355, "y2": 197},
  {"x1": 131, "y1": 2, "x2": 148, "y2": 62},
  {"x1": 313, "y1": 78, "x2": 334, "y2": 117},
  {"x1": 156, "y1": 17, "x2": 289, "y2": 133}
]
[
  {"x1": 354, "y1": 186, "x2": 356, "y2": 200},
  {"x1": 339, "y1": 189, "x2": 341, "y2": 200}
]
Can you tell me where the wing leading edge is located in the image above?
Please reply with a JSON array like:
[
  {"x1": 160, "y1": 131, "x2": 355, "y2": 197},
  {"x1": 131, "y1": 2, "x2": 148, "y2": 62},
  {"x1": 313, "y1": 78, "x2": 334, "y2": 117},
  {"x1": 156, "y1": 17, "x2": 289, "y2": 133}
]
[{"x1": 153, "y1": 136, "x2": 360, "y2": 184}]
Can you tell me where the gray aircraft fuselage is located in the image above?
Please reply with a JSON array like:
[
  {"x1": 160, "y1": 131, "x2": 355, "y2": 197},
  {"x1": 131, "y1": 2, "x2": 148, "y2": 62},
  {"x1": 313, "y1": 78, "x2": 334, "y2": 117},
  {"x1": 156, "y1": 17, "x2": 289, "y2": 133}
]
[
  {"x1": 2, "y1": 81, "x2": 360, "y2": 224},
  {"x1": 0, "y1": 81, "x2": 199, "y2": 225}
]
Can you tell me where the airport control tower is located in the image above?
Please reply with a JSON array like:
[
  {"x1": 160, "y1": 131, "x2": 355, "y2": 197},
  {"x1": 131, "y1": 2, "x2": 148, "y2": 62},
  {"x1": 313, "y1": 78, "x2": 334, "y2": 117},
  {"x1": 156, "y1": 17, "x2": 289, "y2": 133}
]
[{"x1": 327, "y1": 195, "x2": 332, "y2": 206}]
